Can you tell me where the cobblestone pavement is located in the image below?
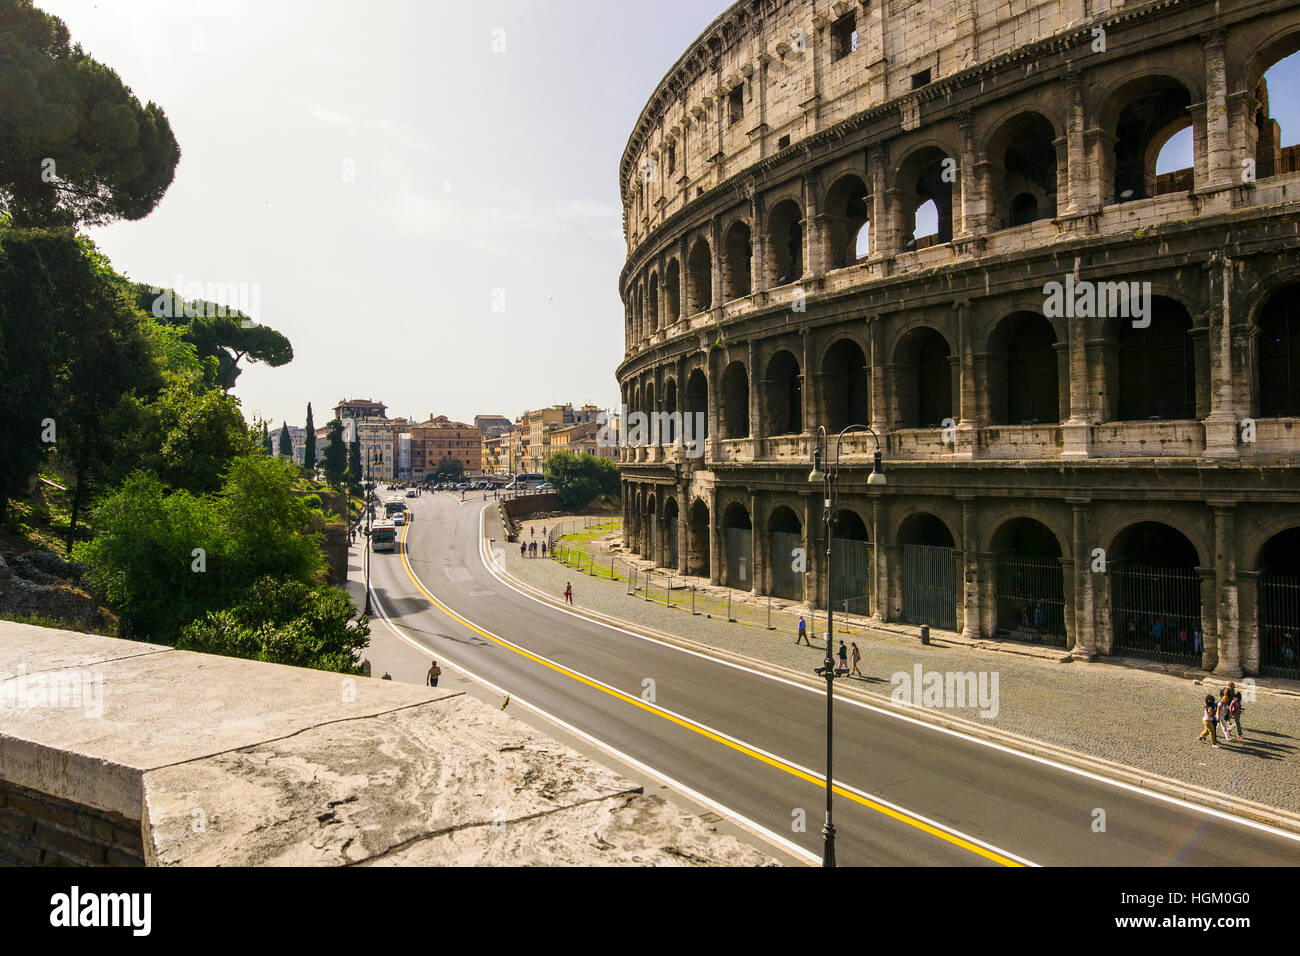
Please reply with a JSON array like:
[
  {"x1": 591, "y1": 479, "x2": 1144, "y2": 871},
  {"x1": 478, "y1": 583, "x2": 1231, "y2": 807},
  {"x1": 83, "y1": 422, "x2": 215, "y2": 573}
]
[{"x1": 510, "y1": 514, "x2": 1300, "y2": 817}]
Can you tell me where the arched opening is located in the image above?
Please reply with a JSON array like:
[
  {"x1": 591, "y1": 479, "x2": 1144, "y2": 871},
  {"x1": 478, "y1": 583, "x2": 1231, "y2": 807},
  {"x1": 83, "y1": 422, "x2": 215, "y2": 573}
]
[
  {"x1": 723, "y1": 220, "x2": 753, "y2": 300},
  {"x1": 991, "y1": 518, "x2": 1067, "y2": 646},
  {"x1": 823, "y1": 174, "x2": 871, "y2": 270},
  {"x1": 896, "y1": 147, "x2": 954, "y2": 249},
  {"x1": 988, "y1": 312, "x2": 1059, "y2": 425},
  {"x1": 688, "y1": 499, "x2": 710, "y2": 578},
  {"x1": 662, "y1": 496, "x2": 680, "y2": 570},
  {"x1": 722, "y1": 502, "x2": 753, "y2": 591},
  {"x1": 663, "y1": 259, "x2": 681, "y2": 325},
  {"x1": 893, "y1": 327, "x2": 953, "y2": 429},
  {"x1": 855, "y1": 222, "x2": 871, "y2": 259},
  {"x1": 987, "y1": 112, "x2": 1058, "y2": 228},
  {"x1": 686, "y1": 239, "x2": 712, "y2": 314},
  {"x1": 1106, "y1": 77, "x2": 1194, "y2": 203},
  {"x1": 1109, "y1": 522, "x2": 1202, "y2": 664},
  {"x1": 721, "y1": 361, "x2": 750, "y2": 439},
  {"x1": 1257, "y1": 284, "x2": 1300, "y2": 417},
  {"x1": 764, "y1": 350, "x2": 802, "y2": 436},
  {"x1": 648, "y1": 273, "x2": 660, "y2": 331},
  {"x1": 820, "y1": 338, "x2": 870, "y2": 433},
  {"x1": 898, "y1": 512, "x2": 958, "y2": 630},
  {"x1": 662, "y1": 378, "x2": 678, "y2": 445},
  {"x1": 767, "y1": 199, "x2": 804, "y2": 286},
  {"x1": 1257, "y1": 527, "x2": 1300, "y2": 678},
  {"x1": 644, "y1": 381, "x2": 657, "y2": 445},
  {"x1": 1115, "y1": 297, "x2": 1195, "y2": 421},
  {"x1": 685, "y1": 368, "x2": 709, "y2": 449},
  {"x1": 769, "y1": 505, "x2": 804, "y2": 601},
  {"x1": 1251, "y1": 47, "x2": 1300, "y2": 180},
  {"x1": 829, "y1": 508, "x2": 871, "y2": 615}
]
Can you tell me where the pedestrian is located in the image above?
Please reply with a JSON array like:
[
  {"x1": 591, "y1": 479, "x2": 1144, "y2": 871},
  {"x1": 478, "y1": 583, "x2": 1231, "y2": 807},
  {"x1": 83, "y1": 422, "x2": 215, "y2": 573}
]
[
  {"x1": 531, "y1": 527, "x2": 535, "y2": 538},
  {"x1": 381, "y1": 672, "x2": 393, "y2": 681},
  {"x1": 1197, "y1": 694, "x2": 1220, "y2": 747},
  {"x1": 835, "y1": 640, "x2": 849, "y2": 676},
  {"x1": 564, "y1": 582, "x2": 574, "y2": 605},
  {"x1": 520, "y1": 541, "x2": 527, "y2": 558},
  {"x1": 796, "y1": 615, "x2": 811, "y2": 646},
  {"x1": 1230, "y1": 689, "x2": 1245, "y2": 740},
  {"x1": 850, "y1": 641, "x2": 862, "y2": 677},
  {"x1": 541, "y1": 541, "x2": 547, "y2": 557},
  {"x1": 1217, "y1": 689, "x2": 1235, "y2": 742},
  {"x1": 427, "y1": 660, "x2": 442, "y2": 687}
]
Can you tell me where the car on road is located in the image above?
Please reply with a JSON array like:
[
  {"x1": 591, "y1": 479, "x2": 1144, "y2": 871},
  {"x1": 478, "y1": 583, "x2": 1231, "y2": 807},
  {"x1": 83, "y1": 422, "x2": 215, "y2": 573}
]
[
  {"x1": 405, "y1": 489, "x2": 417, "y2": 498},
  {"x1": 536, "y1": 482, "x2": 554, "y2": 491},
  {"x1": 391, "y1": 510, "x2": 406, "y2": 526}
]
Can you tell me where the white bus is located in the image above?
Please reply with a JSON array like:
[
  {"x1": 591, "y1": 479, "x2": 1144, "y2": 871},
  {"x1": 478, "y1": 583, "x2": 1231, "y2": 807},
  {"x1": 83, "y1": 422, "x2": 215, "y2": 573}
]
[
  {"x1": 372, "y1": 520, "x2": 397, "y2": 553},
  {"x1": 384, "y1": 495, "x2": 407, "y2": 520}
]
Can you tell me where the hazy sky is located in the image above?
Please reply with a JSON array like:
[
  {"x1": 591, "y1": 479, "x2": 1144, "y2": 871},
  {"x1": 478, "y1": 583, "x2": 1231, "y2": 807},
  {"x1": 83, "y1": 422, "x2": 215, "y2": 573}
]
[{"x1": 32, "y1": 2, "x2": 1300, "y2": 431}]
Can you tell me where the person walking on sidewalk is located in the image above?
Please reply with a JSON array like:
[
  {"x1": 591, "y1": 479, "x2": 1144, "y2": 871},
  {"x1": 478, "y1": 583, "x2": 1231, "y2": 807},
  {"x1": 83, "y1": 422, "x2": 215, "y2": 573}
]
[
  {"x1": 1198, "y1": 694, "x2": 1220, "y2": 747},
  {"x1": 564, "y1": 582, "x2": 574, "y2": 605},
  {"x1": 1217, "y1": 689, "x2": 1235, "y2": 742},
  {"x1": 1230, "y1": 689, "x2": 1246, "y2": 739},
  {"x1": 427, "y1": 660, "x2": 442, "y2": 687},
  {"x1": 796, "y1": 615, "x2": 811, "y2": 645},
  {"x1": 835, "y1": 640, "x2": 849, "y2": 676},
  {"x1": 520, "y1": 541, "x2": 527, "y2": 558},
  {"x1": 850, "y1": 642, "x2": 862, "y2": 678}
]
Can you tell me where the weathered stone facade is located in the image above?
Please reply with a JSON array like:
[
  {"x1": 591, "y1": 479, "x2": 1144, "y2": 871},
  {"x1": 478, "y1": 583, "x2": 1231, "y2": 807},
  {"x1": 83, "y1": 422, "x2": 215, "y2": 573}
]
[{"x1": 617, "y1": 0, "x2": 1300, "y2": 679}]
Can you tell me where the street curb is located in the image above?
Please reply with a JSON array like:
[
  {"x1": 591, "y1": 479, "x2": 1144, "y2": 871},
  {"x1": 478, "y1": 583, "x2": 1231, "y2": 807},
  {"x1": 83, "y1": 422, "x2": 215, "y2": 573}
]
[{"x1": 488, "y1": 528, "x2": 1300, "y2": 838}]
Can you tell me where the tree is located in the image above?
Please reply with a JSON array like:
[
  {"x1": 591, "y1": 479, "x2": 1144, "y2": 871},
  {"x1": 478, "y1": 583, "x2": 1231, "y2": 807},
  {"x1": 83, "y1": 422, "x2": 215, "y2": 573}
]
[
  {"x1": 76, "y1": 455, "x2": 328, "y2": 641},
  {"x1": 0, "y1": 0, "x2": 181, "y2": 227},
  {"x1": 544, "y1": 450, "x2": 620, "y2": 510},
  {"x1": 260, "y1": 421, "x2": 272, "y2": 455},
  {"x1": 348, "y1": 433, "x2": 362, "y2": 490},
  {"x1": 278, "y1": 422, "x2": 292, "y2": 458},
  {"x1": 303, "y1": 403, "x2": 317, "y2": 471},
  {"x1": 430, "y1": 459, "x2": 465, "y2": 482},
  {"x1": 322, "y1": 420, "x2": 347, "y2": 490},
  {"x1": 179, "y1": 576, "x2": 369, "y2": 674}
]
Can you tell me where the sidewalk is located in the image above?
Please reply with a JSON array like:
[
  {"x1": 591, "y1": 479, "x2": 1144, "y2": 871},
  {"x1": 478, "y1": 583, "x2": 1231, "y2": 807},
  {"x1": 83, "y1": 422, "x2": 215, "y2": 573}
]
[{"x1": 509, "y1": 513, "x2": 1300, "y2": 823}]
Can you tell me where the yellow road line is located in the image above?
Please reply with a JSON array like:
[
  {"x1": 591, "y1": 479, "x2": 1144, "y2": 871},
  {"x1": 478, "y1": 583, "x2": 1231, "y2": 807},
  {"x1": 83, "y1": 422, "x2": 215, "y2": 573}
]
[{"x1": 395, "y1": 520, "x2": 1023, "y2": 867}]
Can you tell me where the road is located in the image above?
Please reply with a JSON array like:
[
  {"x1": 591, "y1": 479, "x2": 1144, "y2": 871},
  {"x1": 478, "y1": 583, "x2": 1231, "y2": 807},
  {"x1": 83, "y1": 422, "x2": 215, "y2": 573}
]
[{"x1": 363, "y1": 490, "x2": 1300, "y2": 866}]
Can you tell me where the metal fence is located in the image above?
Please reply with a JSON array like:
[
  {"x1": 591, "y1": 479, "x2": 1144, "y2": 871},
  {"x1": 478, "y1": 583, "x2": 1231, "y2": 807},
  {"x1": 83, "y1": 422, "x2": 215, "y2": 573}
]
[
  {"x1": 725, "y1": 527, "x2": 753, "y2": 591},
  {"x1": 828, "y1": 538, "x2": 872, "y2": 611},
  {"x1": 994, "y1": 553, "x2": 1068, "y2": 647},
  {"x1": 770, "y1": 531, "x2": 804, "y2": 601},
  {"x1": 901, "y1": 544, "x2": 958, "y2": 631},
  {"x1": 1258, "y1": 574, "x2": 1300, "y2": 680},
  {"x1": 1109, "y1": 560, "x2": 1201, "y2": 665}
]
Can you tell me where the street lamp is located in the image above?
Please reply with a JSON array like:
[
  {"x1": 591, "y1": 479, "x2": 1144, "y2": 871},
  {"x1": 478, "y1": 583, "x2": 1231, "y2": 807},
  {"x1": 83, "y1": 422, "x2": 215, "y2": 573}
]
[
  {"x1": 362, "y1": 444, "x2": 383, "y2": 617},
  {"x1": 808, "y1": 423, "x2": 886, "y2": 868}
]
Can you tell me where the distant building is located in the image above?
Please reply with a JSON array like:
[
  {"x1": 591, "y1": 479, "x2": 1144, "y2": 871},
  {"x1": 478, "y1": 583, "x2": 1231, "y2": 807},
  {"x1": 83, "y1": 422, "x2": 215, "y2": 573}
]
[
  {"x1": 334, "y1": 398, "x2": 388, "y2": 422},
  {"x1": 408, "y1": 415, "x2": 483, "y2": 478},
  {"x1": 475, "y1": 415, "x2": 512, "y2": 439}
]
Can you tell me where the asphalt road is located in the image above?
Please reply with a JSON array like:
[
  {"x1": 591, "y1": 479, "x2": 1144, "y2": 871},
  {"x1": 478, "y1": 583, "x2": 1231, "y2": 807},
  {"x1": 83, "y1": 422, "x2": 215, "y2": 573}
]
[{"x1": 364, "y1": 490, "x2": 1300, "y2": 867}]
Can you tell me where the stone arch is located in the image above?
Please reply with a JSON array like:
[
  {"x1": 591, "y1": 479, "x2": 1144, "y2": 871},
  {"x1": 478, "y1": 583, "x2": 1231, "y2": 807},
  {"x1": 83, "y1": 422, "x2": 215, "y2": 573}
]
[
  {"x1": 721, "y1": 500, "x2": 754, "y2": 591},
  {"x1": 663, "y1": 258, "x2": 681, "y2": 324},
  {"x1": 989, "y1": 516, "x2": 1068, "y2": 646},
  {"x1": 1107, "y1": 521, "x2": 1204, "y2": 664},
  {"x1": 823, "y1": 173, "x2": 871, "y2": 270},
  {"x1": 819, "y1": 335, "x2": 870, "y2": 433},
  {"x1": 894, "y1": 144, "x2": 957, "y2": 249},
  {"x1": 892, "y1": 326, "x2": 953, "y2": 429},
  {"x1": 686, "y1": 238, "x2": 712, "y2": 314},
  {"x1": 1110, "y1": 296, "x2": 1196, "y2": 421},
  {"x1": 1096, "y1": 74, "x2": 1196, "y2": 204},
  {"x1": 984, "y1": 111, "x2": 1059, "y2": 228},
  {"x1": 722, "y1": 219, "x2": 753, "y2": 300},
  {"x1": 767, "y1": 199, "x2": 804, "y2": 286},
  {"x1": 1256, "y1": 526, "x2": 1300, "y2": 676},
  {"x1": 685, "y1": 367, "x2": 709, "y2": 446},
  {"x1": 720, "y1": 360, "x2": 750, "y2": 439},
  {"x1": 764, "y1": 349, "x2": 802, "y2": 436},
  {"x1": 1254, "y1": 282, "x2": 1300, "y2": 417},
  {"x1": 1245, "y1": 27, "x2": 1300, "y2": 181},
  {"x1": 987, "y1": 311, "x2": 1059, "y2": 425},
  {"x1": 896, "y1": 510, "x2": 957, "y2": 549},
  {"x1": 687, "y1": 497, "x2": 710, "y2": 578}
]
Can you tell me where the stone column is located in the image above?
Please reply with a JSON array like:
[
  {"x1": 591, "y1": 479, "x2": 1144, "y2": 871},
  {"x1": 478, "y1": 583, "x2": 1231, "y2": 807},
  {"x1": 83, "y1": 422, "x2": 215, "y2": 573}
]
[
  {"x1": 803, "y1": 493, "x2": 820, "y2": 607},
  {"x1": 885, "y1": 544, "x2": 903, "y2": 622},
  {"x1": 678, "y1": 236, "x2": 689, "y2": 325},
  {"x1": 1237, "y1": 569, "x2": 1259, "y2": 676},
  {"x1": 954, "y1": 300, "x2": 979, "y2": 459},
  {"x1": 957, "y1": 112, "x2": 981, "y2": 236},
  {"x1": 677, "y1": 486, "x2": 689, "y2": 575},
  {"x1": 1202, "y1": 255, "x2": 1239, "y2": 457},
  {"x1": 708, "y1": 487, "x2": 722, "y2": 586},
  {"x1": 1070, "y1": 500, "x2": 1096, "y2": 660},
  {"x1": 710, "y1": 218, "x2": 724, "y2": 314},
  {"x1": 803, "y1": 171, "x2": 826, "y2": 279},
  {"x1": 1201, "y1": 31, "x2": 1234, "y2": 194},
  {"x1": 801, "y1": 329, "x2": 813, "y2": 435},
  {"x1": 868, "y1": 145, "x2": 893, "y2": 259},
  {"x1": 1213, "y1": 502, "x2": 1243, "y2": 677},
  {"x1": 871, "y1": 499, "x2": 886, "y2": 621},
  {"x1": 1061, "y1": 312, "x2": 1092, "y2": 458},
  {"x1": 750, "y1": 192, "x2": 767, "y2": 296},
  {"x1": 870, "y1": 319, "x2": 889, "y2": 435},
  {"x1": 707, "y1": 346, "x2": 722, "y2": 461},
  {"x1": 748, "y1": 338, "x2": 763, "y2": 452},
  {"x1": 1198, "y1": 566, "x2": 1219, "y2": 672},
  {"x1": 751, "y1": 492, "x2": 765, "y2": 596},
  {"x1": 959, "y1": 497, "x2": 981, "y2": 639},
  {"x1": 1064, "y1": 71, "x2": 1089, "y2": 216}
]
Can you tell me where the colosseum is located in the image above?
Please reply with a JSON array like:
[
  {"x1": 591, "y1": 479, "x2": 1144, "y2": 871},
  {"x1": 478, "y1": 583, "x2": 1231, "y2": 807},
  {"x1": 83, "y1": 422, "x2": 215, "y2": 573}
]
[{"x1": 615, "y1": 0, "x2": 1300, "y2": 680}]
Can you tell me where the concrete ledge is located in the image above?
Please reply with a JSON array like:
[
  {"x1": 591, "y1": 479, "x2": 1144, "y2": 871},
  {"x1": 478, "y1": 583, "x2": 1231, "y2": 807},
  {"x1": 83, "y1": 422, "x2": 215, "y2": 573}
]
[{"x1": 0, "y1": 622, "x2": 778, "y2": 866}]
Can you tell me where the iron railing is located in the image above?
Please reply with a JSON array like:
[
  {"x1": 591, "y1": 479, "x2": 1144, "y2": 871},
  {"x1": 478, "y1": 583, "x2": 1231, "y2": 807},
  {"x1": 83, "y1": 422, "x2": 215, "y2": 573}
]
[
  {"x1": 994, "y1": 553, "x2": 1068, "y2": 647},
  {"x1": 1109, "y1": 560, "x2": 1202, "y2": 665},
  {"x1": 901, "y1": 544, "x2": 959, "y2": 631}
]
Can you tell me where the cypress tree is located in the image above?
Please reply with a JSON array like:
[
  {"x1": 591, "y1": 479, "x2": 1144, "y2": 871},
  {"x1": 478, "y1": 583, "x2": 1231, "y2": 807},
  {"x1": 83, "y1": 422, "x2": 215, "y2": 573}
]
[{"x1": 304, "y1": 403, "x2": 317, "y2": 470}]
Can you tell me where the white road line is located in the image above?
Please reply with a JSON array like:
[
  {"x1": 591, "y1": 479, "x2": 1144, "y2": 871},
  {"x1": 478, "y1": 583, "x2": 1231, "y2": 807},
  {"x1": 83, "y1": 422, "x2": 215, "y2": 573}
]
[{"x1": 473, "y1": 503, "x2": 1300, "y2": 847}]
